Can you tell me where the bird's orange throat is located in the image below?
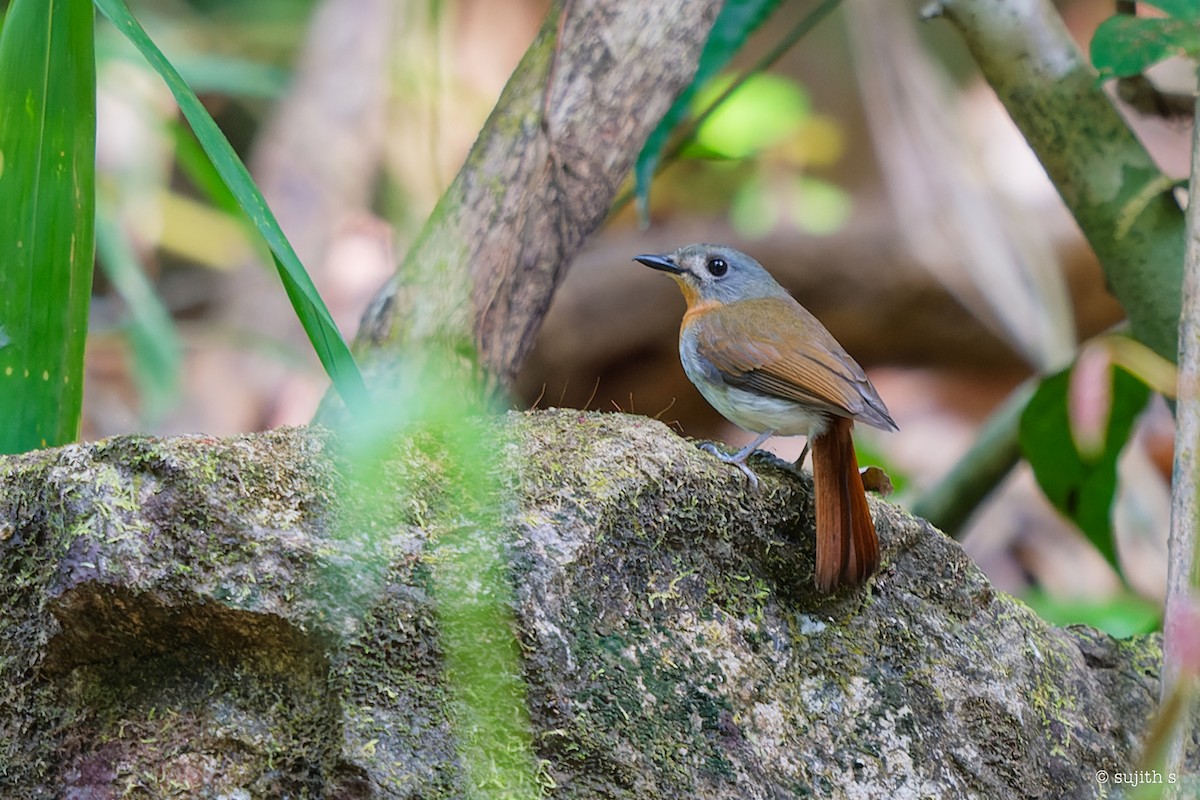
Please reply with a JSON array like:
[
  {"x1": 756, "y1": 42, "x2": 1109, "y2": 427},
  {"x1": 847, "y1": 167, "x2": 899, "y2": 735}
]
[
  {"x1": 672, "y1": 276, "x2": 706, "y2": 309},
  {"x1": 676, "y1": 282, "x2": 723, "y2": 326}
]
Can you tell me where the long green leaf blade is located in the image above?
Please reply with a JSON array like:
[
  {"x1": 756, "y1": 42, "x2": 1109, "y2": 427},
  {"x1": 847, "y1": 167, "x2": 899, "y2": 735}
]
[
  {"x1": 94, "y1": 0, "x2": 369, "y2": 414},
  {"x1": 0, "y1": 0, "x2": 96, "y2": 453}
]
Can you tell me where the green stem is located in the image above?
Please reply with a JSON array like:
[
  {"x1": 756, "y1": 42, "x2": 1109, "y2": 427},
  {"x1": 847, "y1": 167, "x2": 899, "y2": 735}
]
[{"x1": 911, "y1": 379, "x2": 1033, "y2": 536}]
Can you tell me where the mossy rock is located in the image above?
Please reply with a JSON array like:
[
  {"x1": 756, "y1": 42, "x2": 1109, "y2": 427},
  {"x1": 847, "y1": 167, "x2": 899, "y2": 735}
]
[{"x1": 0, "y1": 411, "x2": 1186, "y2": 798}]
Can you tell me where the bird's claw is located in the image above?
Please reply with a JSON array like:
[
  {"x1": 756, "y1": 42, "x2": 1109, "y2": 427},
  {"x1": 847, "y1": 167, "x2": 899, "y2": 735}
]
[
  {"x1": 733, "y1": 461, "x2": 760, "y2": 490},
  {"x1": 697, "y1": 442, "x2": 760, "y2": 490}
]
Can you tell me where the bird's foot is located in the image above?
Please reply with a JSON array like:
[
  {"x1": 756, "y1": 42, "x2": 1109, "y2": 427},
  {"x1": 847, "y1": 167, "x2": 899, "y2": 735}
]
[{"x1": 698, "y1": 441, "x2": 761, "y2": 490}]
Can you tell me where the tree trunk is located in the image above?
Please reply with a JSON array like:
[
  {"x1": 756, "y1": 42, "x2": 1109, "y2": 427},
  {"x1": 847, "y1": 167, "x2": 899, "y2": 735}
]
[{"x1": 337, "y1": 0, "x2": 722, "y2": 407}]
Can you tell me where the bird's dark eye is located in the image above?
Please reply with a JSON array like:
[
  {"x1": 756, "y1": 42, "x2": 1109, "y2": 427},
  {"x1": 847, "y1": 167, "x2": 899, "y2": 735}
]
[{"x1": 707, "y1": 257, "x2": 728, "y2": 277}]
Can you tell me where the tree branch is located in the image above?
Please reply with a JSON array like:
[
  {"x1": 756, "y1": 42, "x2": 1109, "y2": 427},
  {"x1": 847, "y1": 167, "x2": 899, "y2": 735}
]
[
  {"x1": 912, "y1": 378, "x2": 1032, "y2": 536},
  {"x1": 924, "y1": 0, "x2": 1184, "y2": 365}
]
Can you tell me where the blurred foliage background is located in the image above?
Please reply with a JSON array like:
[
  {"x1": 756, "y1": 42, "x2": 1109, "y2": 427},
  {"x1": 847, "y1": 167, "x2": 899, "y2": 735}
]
[{"x1": 5, "y1": 0, "x2": 1193, "y2": 635}]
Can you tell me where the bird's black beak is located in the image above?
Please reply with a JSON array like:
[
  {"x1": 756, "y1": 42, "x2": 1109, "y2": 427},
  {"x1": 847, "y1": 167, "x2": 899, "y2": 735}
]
[{"x1": 634, "y1": 253, "x2": 683, "y2": 274}]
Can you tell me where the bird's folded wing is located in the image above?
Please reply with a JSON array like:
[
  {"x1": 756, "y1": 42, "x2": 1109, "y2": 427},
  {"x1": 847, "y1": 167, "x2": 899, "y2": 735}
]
[{"x1": 692, "y1": 297, "x2": 895, "y2": 429}]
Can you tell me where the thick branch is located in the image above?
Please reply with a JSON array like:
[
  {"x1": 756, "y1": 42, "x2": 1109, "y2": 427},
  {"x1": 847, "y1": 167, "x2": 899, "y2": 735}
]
[
  {"x1": 348, "y1": 0, "x2": 722, "y2": 393},
  {"x1": 926, "y1": 0, "x2": 1185, "y2": 364},
  {"x1": 1161, "y1": 68, "x2": 1200, "y2": 797}
]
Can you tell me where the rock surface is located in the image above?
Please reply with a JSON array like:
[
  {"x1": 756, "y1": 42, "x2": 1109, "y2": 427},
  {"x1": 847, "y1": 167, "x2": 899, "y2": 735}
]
[{"x1": 0, "y1": 411, "x2": 1185, "y2": 798}]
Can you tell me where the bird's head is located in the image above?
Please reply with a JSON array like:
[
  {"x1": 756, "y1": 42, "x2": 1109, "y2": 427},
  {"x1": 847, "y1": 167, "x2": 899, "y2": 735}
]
[{"x1": 634, "y1": 243, "x2": 788, "y2": 307}]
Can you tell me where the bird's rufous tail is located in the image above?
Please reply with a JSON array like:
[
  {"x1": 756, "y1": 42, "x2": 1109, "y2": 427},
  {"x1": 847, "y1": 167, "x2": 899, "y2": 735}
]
[{"x1": 812, "y1": 416, "x2": 879, "y2": 592}]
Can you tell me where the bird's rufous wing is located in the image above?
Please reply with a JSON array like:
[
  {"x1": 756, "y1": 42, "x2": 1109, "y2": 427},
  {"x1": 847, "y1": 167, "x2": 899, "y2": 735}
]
[{"x1": 690, "y1": 297, "x2": 895, "y2": 430}]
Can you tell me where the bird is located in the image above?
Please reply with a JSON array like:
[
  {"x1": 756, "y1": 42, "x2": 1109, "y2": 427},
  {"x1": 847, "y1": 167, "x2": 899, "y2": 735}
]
[{"x1": 634, "y1": 243, "x2": 897, "y2": 592}]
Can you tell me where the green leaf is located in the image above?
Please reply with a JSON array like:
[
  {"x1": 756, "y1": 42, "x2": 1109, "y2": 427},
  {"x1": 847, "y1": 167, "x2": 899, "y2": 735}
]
[
  {"x1": 169, "y1": 120, "x2": 255, "y2": 232},
  {"x1": 633, "y1": 0, "x2": 784, "y2": 222},
  {"x1": 95, "y1": 0, "x2": 369, "y2": 414},
  {"x1": 1019, "y1": 366, "x2": 1151, "y2": 574},
  {"x1": 1091, "y1": 15, "x2": 1200, "y2": 78},
  {"x1": 1143, "y1": 0, "x2": 1200, "y2": 21},
  {"x1": 332, "y1": 364, "x2": 540, "y2": 797},
  {"x1": 0, "y1": 0, "x2": 96, "y2": 453}
]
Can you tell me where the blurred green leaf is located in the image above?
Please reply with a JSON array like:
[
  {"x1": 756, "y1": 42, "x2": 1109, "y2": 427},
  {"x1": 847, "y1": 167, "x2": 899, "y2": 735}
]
[
  {"x1": 788, "y1": 174, "x2": 850, "y2": 235},
  {"x1": 730, "y1": 173, "x2": 777, "y2": 238},
  {"x1": 95, "y1": 0, "x2": 369, "y2": 414},
  {"x1": 1091, "y1": 14, "x2": 1200, "y2": 78},
  {"x1": 1143, "y1": 0, "x2": 1200, "y2": 20},
  {"x1": 332, "y1": 361, "x2": 540, "y2": 798},
  {"x1": 1019, "y1": 366, "x2": 1151, "y2": 574},
  {"x1": 0, "y1": 0, "x2": 96, "y2": 453},
  {"x1": 729, "y1": 171, "x2": 851, "y2": 240},
  {"x1": 95, "y1": 205, "x2": 182, "y2": 424},
  {"x1": 170, "y1": 55, "x2": 289, "y2": 99},
  {"x1": 1022, "y1": 589, "x2": 1161, "y2": 638},
  {"x1": 690, "y1": 73, "x2": 810, "y2": 160},
  {"x1": 171, "y1": 121, "x2": 238, "y2": 214},
  {"x1": 633, "y1": 0, "x2": 784, "y2": 222}
]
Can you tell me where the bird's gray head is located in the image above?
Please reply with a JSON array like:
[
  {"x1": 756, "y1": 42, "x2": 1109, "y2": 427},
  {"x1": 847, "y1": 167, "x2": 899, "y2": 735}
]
[{"x1": 634, "y1": 243, "x2": 788, "y2": 306}]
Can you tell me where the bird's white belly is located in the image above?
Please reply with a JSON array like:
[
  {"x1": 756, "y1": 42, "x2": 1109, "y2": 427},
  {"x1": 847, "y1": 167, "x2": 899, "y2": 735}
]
[{"x1": 686, "y1": 368, "x2": 829, "y2": 438}]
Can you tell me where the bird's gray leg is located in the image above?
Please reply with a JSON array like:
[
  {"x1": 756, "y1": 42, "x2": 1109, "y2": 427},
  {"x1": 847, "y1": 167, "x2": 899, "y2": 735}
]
[{"x1": 794, "y1": 440, "x2": 810, "y2": 469}]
